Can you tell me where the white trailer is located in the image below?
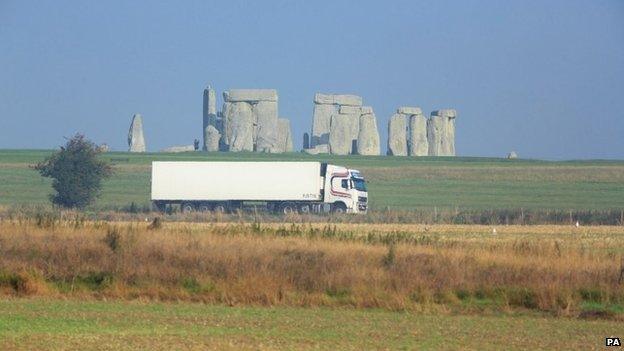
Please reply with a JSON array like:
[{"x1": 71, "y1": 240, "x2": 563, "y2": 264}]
[{"x1": 151, "y1": 161, "x2": 368, "y2": 214}]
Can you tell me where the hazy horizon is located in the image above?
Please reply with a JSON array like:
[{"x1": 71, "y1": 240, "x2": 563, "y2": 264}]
[{"x1": 1, "y1": 0, "x2": 623, "y2": 159}]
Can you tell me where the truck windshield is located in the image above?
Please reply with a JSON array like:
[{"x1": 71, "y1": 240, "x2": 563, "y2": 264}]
[{"x1": 352, "y1": 178, "x2": 367, "y2": 192}]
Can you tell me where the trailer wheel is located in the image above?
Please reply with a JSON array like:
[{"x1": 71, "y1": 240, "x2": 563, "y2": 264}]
[
  {"x1": 299, "y1": 204, "x2": 311, "y2": 214},
  {"x1": 181, "y1": 202, "x2": 195, "y2": 213},
  {"x1": 213, "y1": 204, "x2": 226, "y2": 213},
  {"x1": 332, "y1": 202, "x2": 347, "y2": 214},
  {"x1": 280, "y1": 203, "x2": 297, "y2": 215},
  {"x1": 198, "y1": 204, "x2": 210, "y2": 212}
]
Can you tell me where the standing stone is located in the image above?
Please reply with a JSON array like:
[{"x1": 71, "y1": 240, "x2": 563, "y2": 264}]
[
  {"x1": 329, "y1": 114, "x2": 351, "y2": 155},
  {"x1": 128, "y1": 114, "x2": 146, "y2": 152},
  {"x1": 311, "y1": 103, "x2": 337, "y2": 147},
  {"x1": 408, "y1": 111, "x2": 428, "y2": 156},
  {"x1": 226, "y1": 102, "x2": 254, "y2": 152},
  {"x1": 387, "y1": 114, "x2": 407, "y2": 156},
  {"x1": 202, "y1": 86, "x2": 217, "y2": 151},
  {"x1": 427, "y1": 109, "x2": 457, "y2": 156},
  {"x1": 357, "y1": 111, "x2": 380, "y2": 155},
  {"x1": 303, "y1": 133, "x2": 310, "y2": 150},
  {"x1": 253, "y1": 101, "x2": 278, "y2": 152},
  {"x1": 204, "y1": 125, "x2": 220, "y2": 152},
  {"x1": 276, "y1": 118, "x2": 293, "y2": 152},
  {"x1": 338, "y1": 112, "x2": 360, "y2": 154}
]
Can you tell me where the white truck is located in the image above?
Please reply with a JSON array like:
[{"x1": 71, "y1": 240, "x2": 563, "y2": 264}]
[{"x1": 150, "y1": 161, "x2": 368, "y2": 214}]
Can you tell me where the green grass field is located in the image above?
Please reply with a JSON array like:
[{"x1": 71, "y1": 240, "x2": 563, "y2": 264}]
[
  {"x1": 1, "y1": 149, "x2": 623, "y2": 211},
  {"x1": 0, "y1": 299, "x2": 620, "y2": 350}
]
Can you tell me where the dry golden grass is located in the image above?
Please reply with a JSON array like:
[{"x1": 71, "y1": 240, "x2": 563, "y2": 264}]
[{"x1": 0, "y1": 218, "x2": 622, "y2": 318}]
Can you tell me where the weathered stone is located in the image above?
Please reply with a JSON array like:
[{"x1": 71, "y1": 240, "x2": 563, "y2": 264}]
[
  {"x1": 223, "y1": 89, "x2": 278, "y2": 102},
  {"x1": 387, "y1": 114, "x2": 407, "y2": 156},
  {"x1": 253, "y1": 101, "x2": 278, "y2": 152},
  {"x1": 203, "y1": 86, "x2": 217, "y2": 151},
  {"x1": 203, "y1": 125, "x2": 220, "y2": 152},
  {"x1": 311, "y1": 103, "x2": 337, "y2": 147},
  {"x1": 344, "y1": 113, "x2": 360, "y2": 153},
  {"x1": 314, "y1": 93, "x2": 362, "y2": 106},
  {"x1": 408, "y1": 113, "x2": 428, "y2": 156},
  {"x1": 431, "y1": 109, "x2": 457, "y2": 118},
  {"x1": 361, "y1": 106, "x2": 374, "y2": 114},
  {"x1": 427, "y1": 109, "x2": 457, "y2": 156},
  {"x1": 161, "y1": 145, "x2": 195, "y2": 153},
  {"x1": 397, "y1": 106, "x2": 423, "y2": 115},
  {"x1": 507, "y1": 151, "x2": 518, "y2": 159},
  {"x1": 128, "y1": 114, "x2": 146, "y2": 152},
  {"x1": 276, "y1": 118, "x2": 293, "y2": 153},
  {"x1": 357, "y1": 112, "x2": 380, "y2": 155},
  {"x1": 329, "y1": 114, "x2": 352, "y2": 155},
  {"x1": 303, "y1": 147, "x2": 319, "y2": 155},
  {"x1": 426, "y1": 115, "x2": 444, "y2": 156},
  {"x1": 221, "y1": 102, "x2": 231, "y2": 146},
  {"x1": 225, "y1": 102, "x2": 254, "y2": 152},
  {"x1": 339, "y1": 105, "x2": 361, "y2": 115},
  {"x1": 303, "y1": 133, "x2": 310, "y2": 150}
]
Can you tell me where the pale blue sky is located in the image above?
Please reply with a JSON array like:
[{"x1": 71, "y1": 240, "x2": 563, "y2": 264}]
[{"x1": 1, "y1": 0, "x2": 623, "y2": 159}]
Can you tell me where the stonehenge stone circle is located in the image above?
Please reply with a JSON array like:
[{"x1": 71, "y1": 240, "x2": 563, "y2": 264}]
[
  {"x1": 204, "y1": 125, "x2": 220, "y2": 152},
  {"x1": 357, "y1": 109, "x2": 381, "y2": 155},
  {"x1": 408, "y1": 109, "x2": 428, "y2": 156},
  {"x1": 306, "y1": 93, "x2": 378, "y2": 155},
  {"x1": 386, "y1": 107, "x2": 457, "y2": 157},
  {"x1": 128, "y1": 113, "x2": 146, "y2": 152},
  {"x1": 387, "y1": 114, "x2": 407, "y2": 156}
]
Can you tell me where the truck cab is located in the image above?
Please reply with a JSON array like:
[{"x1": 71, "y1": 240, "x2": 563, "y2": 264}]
[{"x1": 323, "y1": 164, "x2": 368, "y2": 214}]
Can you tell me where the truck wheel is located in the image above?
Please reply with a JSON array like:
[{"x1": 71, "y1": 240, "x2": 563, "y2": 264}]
[
  {"x1": 198, "y1": 204, "x2": 210, "y2": 212},
  {"x1": 332, "y1": 202, "x2": 346, "y2": 214},
  {"x1": 299, "y1": 204, "x2": 311, "y2": 214},
  {"x1": 213, "y1": 204, "x2": 226, "y2": 213},
  {"x1": 181, "y1": 202, "x2": 195, "y2": 213},
  {"x1": 280, "y1": 203, "x2": 297, "y2": 215}
]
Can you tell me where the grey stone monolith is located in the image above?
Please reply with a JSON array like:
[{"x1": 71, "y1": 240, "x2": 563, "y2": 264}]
[
  {"x1": 311, "y1": 103, "x2": 337, "y2": 147},
  {"x1": 427, "y1": 109, "x2": 457, "y2": 156},
  {"x1": 253, "y1": 101, "x2": 279, "y2": 152},
  {"x1": 128, "y1": 114, "x2": 146, "y2": 152},
  {"x1": 387, "y1": 114, "x2": 407, "y2": 156},
  {"x1": 329, "y1": 114, "x2": 352, "y2": 155},
  {"x1": 225, "y1": 102, "x2": 254, "y2": 152},
  {"x1": 408, "y1": 112, "x2": 428, "y2": 156},
  {"x1": 303, "y1": 133, "x2": 310, "y2": 150},
  {"x1": 223, "y1": 89, "x2": 278, "y2": 102},
  {"x1": 314, "y1": 93, "x2": 362, "y2": 106},
  {"x1": 203, "y1": 86, "x2": 217, "y2": 151},
  {"x1": 277, "y1": 118, "x2": 293, "y2": 152},
  {"x1": 204, "y1": 125, "x2": 220, "y2": 152},
  {"x1": 357, "y1": 112, "x2": 380, "y2": 155}
]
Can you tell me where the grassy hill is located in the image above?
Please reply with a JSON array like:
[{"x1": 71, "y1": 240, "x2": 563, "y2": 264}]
[{"x1": 0, "y1": 149, "x2": 623, "y2": 211}]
